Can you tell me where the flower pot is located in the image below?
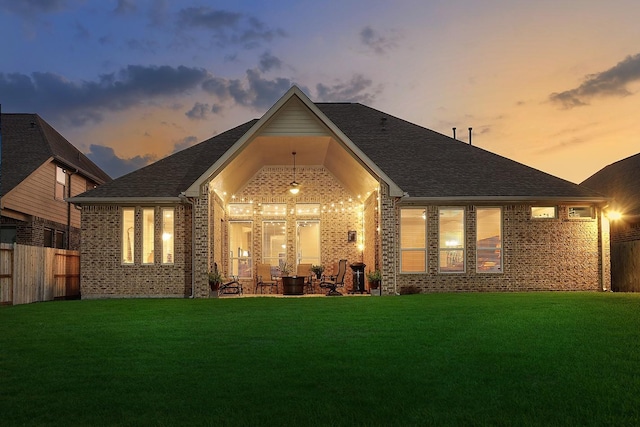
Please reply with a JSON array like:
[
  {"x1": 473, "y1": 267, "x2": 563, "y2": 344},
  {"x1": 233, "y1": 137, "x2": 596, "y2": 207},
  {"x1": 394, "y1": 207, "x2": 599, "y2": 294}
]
[
  {"x1": 282, "y1": 276, "x2": 305, "y2": 295},
  {"x1": 368, "y1": 280, "x2": 380, "y2": 290}
]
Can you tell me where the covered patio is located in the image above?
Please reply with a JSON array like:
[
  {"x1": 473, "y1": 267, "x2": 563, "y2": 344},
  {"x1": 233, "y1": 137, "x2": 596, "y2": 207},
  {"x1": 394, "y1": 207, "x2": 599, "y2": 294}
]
[{"x1": 202, "y1": 103, "x2": 384, "y2": 295}]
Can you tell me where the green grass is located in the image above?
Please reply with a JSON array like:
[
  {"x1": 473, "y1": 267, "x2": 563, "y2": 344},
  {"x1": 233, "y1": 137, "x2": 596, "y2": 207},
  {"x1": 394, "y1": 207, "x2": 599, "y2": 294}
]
[{"x1": 1, "y1": 293, "x2": 640, "y2": 426}]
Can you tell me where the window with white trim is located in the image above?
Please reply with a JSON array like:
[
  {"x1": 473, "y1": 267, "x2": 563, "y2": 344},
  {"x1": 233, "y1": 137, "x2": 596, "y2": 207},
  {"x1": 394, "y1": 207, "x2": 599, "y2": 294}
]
[
  {"x1": 531, "y1": 207, "x2": 556, "y2": 219},
  {"x1": 142, "y1": 208, "x2": 154, "y2": 264},
  {"x1": 55, "y1": 166, "x2": 66, "y2": 200},
  {"x1": 400, "y1": 209, "x2": 427, "y2": 273},
  {"x1": 568, "y1": 206, "x2": 593, "y2": 219},
  {"x1": 476, "y1": 207, "x2": 502, "y2": 273},
  {"x1": 122, "y1": 208, "x2": 135, "y2": 264},
  {"x1": 439, "y1": 207, "x2": 465, "y2": 273},
  {"x1": 162, "y1": 208, "x2": 174, "y2": 264}
]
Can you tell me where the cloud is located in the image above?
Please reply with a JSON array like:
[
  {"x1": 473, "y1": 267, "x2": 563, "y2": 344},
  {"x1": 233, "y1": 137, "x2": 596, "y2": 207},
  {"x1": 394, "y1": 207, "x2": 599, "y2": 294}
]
[
  {"x1": 202, "y1": 68, "x2": 296, "y2": 110},
  {"x1": 259, "y1": 52, "x2": 282, "y2": 72},
  {"x1": 176, "y1": 6, "x2": 286, "y2": 48},
  {"x1": 550, "y1": 53, "x2": 640, "y2": 109},
  {"x1": 0, "y1": 65, "x2": 209, "y2": 126},
  {"x1": 86, "y1": 144, "x2": 156, "y2": 179},
  {"x1": 359, "y1": 26, "x2": 398, "y2": 55},
  {"x1": 114, "y1": 0, "x2": 136, "y2": 15},
  {"x1": 0, "y1": 0, "x2": 74, "y2": 16},
  {"x1": 185, "y1": 102, "x2": 212, "y2": 120},
  {"x1": 315, "y1": 74, "x2": 379, "y2": 104}
]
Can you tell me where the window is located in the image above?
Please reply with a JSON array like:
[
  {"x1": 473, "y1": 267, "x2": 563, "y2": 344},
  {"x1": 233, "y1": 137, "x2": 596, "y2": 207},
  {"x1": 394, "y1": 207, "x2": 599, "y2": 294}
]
[
  {"x1": 296, "y1": 203, "x2": 320, "y2": 217},
  {"x1": 229, "y1": 221, "x2": 252, "y2": 278},
  {"x1": 142, "y1": 208, "x2": 154, "y2": 264},
  {"x1": 0, "y1": 226, "x2": 16, "y2": 244},
  {"x1": 228, "y1": 203, "x2": 253, "y2": 217},
  {"x1": 55, "y1": 166, "x2": 66, "y2": 200},
  {"x1": 44, "y1": 228, "x2": 54, "y2": 248},
  {"x1": 400, "y1": 209, "x2": 426, "y2": 273},
  {"x1": 261, "y1": 203, "x2": 286, "y2": 216},
  {"x1": 122, "y1": 208, "x2": 135, "y2": 264},
  {"x1": 263, "y1": 221, "x2": 286, "y2": 268},
  {"x1": 568, "y1": 206, "x2": 593, "y2": 219},
  {"x1": 531, "y1": 207, "x2": 556, "y2": 218},
  {"x1": 162, "y1": 208, "x2": 174, "y2": 264},
  {"x1": 297, "y1": 220, "x2": 320, "y2": 265},
  {"x1": 477, "y1": 208, "x2": 502, "y2": 273},
  {"x1": 439, "y1": 207, "x2": 465, "y2": 273},
  {"x1": 54, "y1": 231, "x2": 65, "y2": 249}
]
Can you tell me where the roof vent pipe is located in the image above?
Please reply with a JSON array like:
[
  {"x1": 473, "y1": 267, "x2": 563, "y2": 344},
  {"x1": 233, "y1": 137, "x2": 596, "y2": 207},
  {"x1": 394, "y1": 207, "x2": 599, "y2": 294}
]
[
  {"x1": 452, "y1": 127, "x2": 456, "y2": 140},
  {"x1": 468, "y1": 127, "x2": 472, "y2": 146}
]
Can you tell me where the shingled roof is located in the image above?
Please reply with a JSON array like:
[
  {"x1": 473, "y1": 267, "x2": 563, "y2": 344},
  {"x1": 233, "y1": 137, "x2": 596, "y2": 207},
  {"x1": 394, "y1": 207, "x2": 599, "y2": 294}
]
[
  {"x1": 581, "y1": 152, "x2": 640, "y2": 216},
  {"x1": 1, "y1": 113, "x2": 111, "y2": 197},
  {"x1": 317, "y1": 103, "x2": 601, "y2": 199},
  {"x1": 70, "y1": 96, "x2": 605, "y2": 203}
]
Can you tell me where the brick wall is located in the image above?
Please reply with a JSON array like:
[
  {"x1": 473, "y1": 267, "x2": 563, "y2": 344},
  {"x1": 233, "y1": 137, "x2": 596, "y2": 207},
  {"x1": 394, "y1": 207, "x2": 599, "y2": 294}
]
[
  {"x1": 1, "y1": 215, "x2": 80, "y2": 249},
  {"x1": 80, "y1": 204, "x2": 192, "y2": 298},
  {"x1": 384, "y1": 201, "x2": 610, "y2": 293}
]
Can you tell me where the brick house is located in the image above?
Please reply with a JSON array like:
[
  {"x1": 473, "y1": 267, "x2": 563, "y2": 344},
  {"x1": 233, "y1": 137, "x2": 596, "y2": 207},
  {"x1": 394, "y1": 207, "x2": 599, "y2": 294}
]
[
  {"x1": 69, "y1": 87, "x2": 611, "y2": 298},
  {"x1": 582, "y1": 153, "x2": 640, "y2": 291},
  {"x1": 1, "y1": 113, "x2": 111, "y2": 250}
]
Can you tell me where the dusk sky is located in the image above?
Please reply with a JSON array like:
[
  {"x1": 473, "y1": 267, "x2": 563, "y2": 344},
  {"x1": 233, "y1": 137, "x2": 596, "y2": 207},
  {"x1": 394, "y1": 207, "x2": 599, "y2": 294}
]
[{"x1": 2, "y1": 0, "x2": 640, "y2": 183}]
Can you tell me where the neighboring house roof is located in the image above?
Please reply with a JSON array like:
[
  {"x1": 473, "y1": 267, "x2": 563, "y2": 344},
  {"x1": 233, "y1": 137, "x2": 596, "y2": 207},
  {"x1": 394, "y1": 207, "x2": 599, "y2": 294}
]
[
  {"x1": 69, "y1": 88, "x2": 606, "y2": 203},
  {"x1": 581, "y1": 152, "x2": 640, "y2": 216},
  {"x1": 0, "y1": 113, "x2": 111, "y2": 197}
]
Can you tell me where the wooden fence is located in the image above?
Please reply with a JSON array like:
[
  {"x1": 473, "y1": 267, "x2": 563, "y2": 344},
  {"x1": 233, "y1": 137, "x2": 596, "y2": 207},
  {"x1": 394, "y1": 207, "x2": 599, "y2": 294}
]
[
  {"x1": 0, "y1": 243, "x2": 80, "y2": 305},
  {"x1": 611, "y1": 241, "x2": 640, "y2": 292}
]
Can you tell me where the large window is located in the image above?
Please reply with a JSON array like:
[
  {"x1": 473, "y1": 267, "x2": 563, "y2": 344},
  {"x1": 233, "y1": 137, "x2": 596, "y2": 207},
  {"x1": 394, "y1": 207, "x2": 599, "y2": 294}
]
[
  {"x1": 263, "y1": 221, "x2": 286, "y2": 268},
  {"x1": 142, "y1": 208, "x2": 154, "y2": 264},
  {"x1": 230, "y1": 221, "x2": 252, "y2": 278},
  {"x1": 162, "y1": 208, "x2": 174, "y2": 264},
  {"x1": 55, "y1": 166, "x2": 66, "y2": 200},
  {"x1": 476, "y1": 208, "x2": 502, "y2": 273},
  {"x1": 122, "y1": 208, "x2": 134, "y2": 264},
  {"x1": 400, "y1": 209, "x2": 426, "y2": 273},
  {"x1": 439, "y1": 207, "x2": 465, "y2": 273},
  {"x1": 297, "y1": 220, "x2": 320, "y2": 265}
]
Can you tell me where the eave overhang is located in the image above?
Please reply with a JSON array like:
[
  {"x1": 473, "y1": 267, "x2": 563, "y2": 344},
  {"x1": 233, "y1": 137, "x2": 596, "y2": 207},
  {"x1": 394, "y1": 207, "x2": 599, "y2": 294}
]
[
  {"x1": 397, "y1": 195, "x2": 611, "y2": 206},
  {"x1": 66, "y1": 196, "x2": 183, "y2": 206}
]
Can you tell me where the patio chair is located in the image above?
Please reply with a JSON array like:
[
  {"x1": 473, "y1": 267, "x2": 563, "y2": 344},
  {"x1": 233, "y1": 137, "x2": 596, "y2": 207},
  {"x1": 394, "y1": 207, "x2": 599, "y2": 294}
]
[
  {"x1": 255, "y1": 263, "x2": 279, "y2": 294},
  {"x1": 296, "y1": 263, "x2": 313, "y2": 294},
  {"x1": 214, "y1": 262, "x2": 243, "y2": 296},
  {"x1": 319, "y1": 259, "x2": 347, "y2": 296},
  {"x1": 213, "y1": 262, "x2": 242, "y2": 296}
]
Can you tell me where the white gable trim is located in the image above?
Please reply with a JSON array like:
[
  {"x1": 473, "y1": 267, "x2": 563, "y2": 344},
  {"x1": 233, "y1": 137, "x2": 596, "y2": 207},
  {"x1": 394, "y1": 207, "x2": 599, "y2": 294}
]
[{"x1": 184, "y1": 86, "x2": 403, "y2": 197}]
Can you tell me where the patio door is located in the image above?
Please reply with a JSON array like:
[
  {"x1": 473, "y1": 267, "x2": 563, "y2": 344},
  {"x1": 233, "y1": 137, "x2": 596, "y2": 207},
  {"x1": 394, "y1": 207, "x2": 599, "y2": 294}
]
[{"x1": 296, "y1": 220, "x2": 320, "y2": 265}]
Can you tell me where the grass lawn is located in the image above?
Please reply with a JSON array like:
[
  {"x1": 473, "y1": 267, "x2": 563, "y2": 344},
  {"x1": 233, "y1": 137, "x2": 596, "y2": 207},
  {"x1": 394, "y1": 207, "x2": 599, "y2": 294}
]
[{"x1": 1, "y1": 292, "x2": 640, "y2": 426}]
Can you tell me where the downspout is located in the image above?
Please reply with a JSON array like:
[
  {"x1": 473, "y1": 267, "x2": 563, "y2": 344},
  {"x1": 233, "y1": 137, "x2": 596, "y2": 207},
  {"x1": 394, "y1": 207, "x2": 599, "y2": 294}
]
[
  {"x1": 180, "y1": 193, "x2": 196, "y2": 298},
  {"x1": 66, "y1": 169, "x2": 78, "y2": 249}
]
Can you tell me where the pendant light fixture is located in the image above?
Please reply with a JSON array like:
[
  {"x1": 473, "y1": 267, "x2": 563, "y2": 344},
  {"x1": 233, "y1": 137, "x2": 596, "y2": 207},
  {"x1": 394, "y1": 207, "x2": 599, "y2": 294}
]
[{"x1": 289, "y1": 151, "x2": 300, "y2": 195}]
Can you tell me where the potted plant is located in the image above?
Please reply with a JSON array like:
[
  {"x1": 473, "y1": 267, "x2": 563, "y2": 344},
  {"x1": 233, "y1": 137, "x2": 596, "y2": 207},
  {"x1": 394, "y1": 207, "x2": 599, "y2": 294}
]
[
  {"x1": 208, "y1": 270, "x2": 224, "y2": 292},
  {"x1": 279, "y1": 261, "x2": 304, "y2": 295},
  {"x1": 366, "y1": 270, "x2": 382, "y2": 290},
  {"x1": 278, "y1": 260, "x2": 292, "y2": 277},
  {"x1": 311, "y1": 264, "x2": 325, "y2": 279}
]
